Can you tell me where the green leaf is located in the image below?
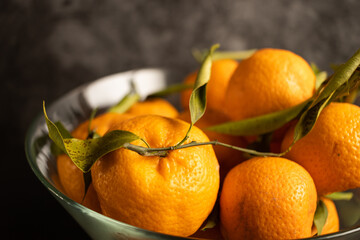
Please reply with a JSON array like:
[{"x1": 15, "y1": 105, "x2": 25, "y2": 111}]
[
  {"x1": 87, "y1": 108, "x2": 98, "y2": 136},
  {"x1": 291, "y1": 49, "x2": 360, "y2": 145},
  {"x1": 43, "y1": 102, "x2": 141, "y2": 172},
  {"x1": 311, "y1": 63, "x2": 328, "y2": 90},
  {"x1": 326, "y1": 192, "x2": 354, "y2": 201},
  {"x1": 54, "y1": 121, "x2": 72, "y2": 139},
  {"x1": 315, "y1": 71, "x2": 328, "y2": 90},
  {"x1": 173, "y1": 44, "x2": 219, "y2": 148},
  {"x1": 192, "y1": 48, "x2": 256, "y2": 62},
  {"x1": 189, "y1": 44, "x2": 219, "y2": 125},
  {"x1": 314, "y1": 49, "x2": 360, "y2": 106},
  {"x1": 212, "y1": 49, "x2": 256, "y2": 61},
  {"x1": 335, "y1": 70, "x2": 360, "y2": 102},
  {"x1": 43, "y1": 103, "x2": 68, "y2": 154},
  {"x1": 201, "y1": 198, "x2": 220, "y2": 231},
  {"x1": 64, "y1": 130, "x2": 140, "y2": 172},
  {"x1": 293, "y1": 97, "x2": 332, "y2": 144},
  {"x1": 207, "y1": 100, "x2": 309, "y2": 136},
  {"x1": 201, "y1": 208, "x2": 218, "y2": 231},
  {"x1": 147, "y1": 83, "x2": 193, "y2": 98},
  {"x1": 313, "y1": 199, "x2": 328, "y2": 236},
  {"x1": 49, "y1": 121, "x2": 73, "y2": 156},
  {"x1": 107, "y1": 92, "x2": 140, "y2": 113},
  {"x1": 311, "y1": 62, "x2": 321, "y2": 74}
]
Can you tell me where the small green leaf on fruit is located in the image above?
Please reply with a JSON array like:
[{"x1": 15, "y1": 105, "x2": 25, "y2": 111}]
[
  {"x1": 311, "y1": 63, "x2": 328, "y2": 90},
  {"x1": 189, "y1": 43, "x2": 219, "y2": 125},
  {"x1": 314, "y1": 49, "x2": 360, "y2": 106},
  {"x1": 64, "y1": 130, "x2": 140, "y2": 172},
  {"x1": 174, "y1": 44, "x2": 219, "y2": 147},
  {"x1": 192, "y1": 48, "x2": 256, "y2": 62},
  {"x1": 293, "y1": 97, "x2": 331, "y2": 144},
  {"x1": 108, "y1": 92, "x2": 140, "y2": 113},
  {"x1": 87, "y1": 108, "x2": 98, "y2": 136},
  {"x1": 314, "y1": 199, "x2": 328, "y2": 236},
  {"x1": 201, "y1": 199, "x2": 219, "y2": 231},
  {"x1": 326, "y1": 192, "x2": 353, "y2": 201},
  {"x1": 147, "y1": 83, "x2": 193, "y2": 98},
  {"x1": 291, "y1": 49, "x2": 360, "y2": 147},
  {"x1": 207, "y1": 100, "x2": 309, "y2": 136},
  {"x1": 43, "y1": 102, "x2": 141, "y2": 172},
  {"x1": 49, "y1": 121, "x2": 72, "y2": 156}
]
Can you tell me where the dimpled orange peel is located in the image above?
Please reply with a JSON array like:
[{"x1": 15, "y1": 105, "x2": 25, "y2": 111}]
[
  {"x1": 181, "y1": 59, "x2": 238, "y2": 112},
  {"x1": 220, "y1": 157, "x2": 317, "y2": 240},
  {"x1": 224, "y1": 48, "x2": 316, "y2": 121},
  {"x1": 281, "y1": 102, "x2": 360, "y2": 196},
  {"x1": 91, "y1": 115, "x2": 220, "y2": 236}
]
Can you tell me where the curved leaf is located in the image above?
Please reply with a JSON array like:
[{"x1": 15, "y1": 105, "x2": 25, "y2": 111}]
[
  {"x1": 174, "y1": 44, "x2": 219, "y2": 147},
  {"x1": 201, "y1": 200, "x2": 219, "y2": 231},
  {"x1": 212, "y1": 49, "x2": 256, "y2": 61},
  {"x1": 207, "y1": 100, "x2": 309, "y2": 136},
  {"x1": 108, "y1": 78, "x2": 140, "y2": 113},
  {"x1": 189, "y1": 44, "x2": 219, "y2": 124},
  {"x1": 314, "y1": 199, "x2": 328, "y2": 236},
  {"x1": 64, "y1": 130, "x2": 140, "y2": 172},
  {"x1": 326, "y1": 192, "x2": 353, "y2": 201},
  {"x1": 311, "y1": 63, "x2": 328, "y2": 90},
  {"x1": 192, "y1": 48, "x2": 256, "y2": 62},
  {"x1": 292, "y1": 49, "x2": 360, "y2": 145},
  {"x1": 314, "y1": 49, "x2": 360, "y2": 106},
  {"x1": 43, "y1": 102, "x2": 140, "y2": 172},
  {"x1": 147, "y1": 83, "x2": 193, "y2": 98},
  {"x1": 108, "y1": 92, "x2": 140, "y2": 113},
  {"x1": 293, "y1": 96, "x2": 332, "y2": 143},
  {"x1": 43, "y1": 104, "x2": 67, "y2": 154}
]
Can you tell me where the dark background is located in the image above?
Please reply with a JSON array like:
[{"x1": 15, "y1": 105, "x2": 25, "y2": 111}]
[{"x1": 2, "y1": 0, "x2": 360, "y2": 239}]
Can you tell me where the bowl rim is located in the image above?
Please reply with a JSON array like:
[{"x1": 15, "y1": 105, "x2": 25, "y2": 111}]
[{"x1": 25, "y1": 68, "x2": 360, "y2": 240}]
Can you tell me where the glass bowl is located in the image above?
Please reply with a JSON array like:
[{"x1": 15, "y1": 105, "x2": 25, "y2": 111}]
[{"x1": 25, "y1": 68, "x2": 360, "y2": 240}]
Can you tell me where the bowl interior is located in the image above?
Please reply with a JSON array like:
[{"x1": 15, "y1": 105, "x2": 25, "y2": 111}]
[{"x1": 25, "y1": 68, "x2": 360, "y2": 240}]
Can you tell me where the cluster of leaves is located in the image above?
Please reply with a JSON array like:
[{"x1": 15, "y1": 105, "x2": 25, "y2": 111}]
[{"x1": 43, "y1": 45, "x2": 360, "y2": 235}]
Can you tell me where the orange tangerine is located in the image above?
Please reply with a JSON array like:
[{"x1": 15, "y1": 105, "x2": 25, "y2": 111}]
[
  {"x1": 91, "y1": 115, "x2": 220, "y2": 236},
  {"x1": 223, "y1": 48, "x2": 316, "y2": 121},
  {"x1": 220, "y1": 157, "x2": 317, "y2": 240},
  {"x1": 181, "y1": 59, "x2": 238, "y2": 112},
  {"x1": 281, "y1": 102, "x2": 360, "y2": 195}
]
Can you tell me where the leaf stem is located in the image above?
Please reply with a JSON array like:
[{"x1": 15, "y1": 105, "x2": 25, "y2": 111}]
[
  {"x1": 107, "y1": 92, "x2": 140, "y2": 113},
  {"x1": 174, "y1": 123, "x2": 192, "y2": 148},
  {"x1": 192, "y1": 48, "x2": 256, "y2": 62},
  {"x1": 124, "y1": 140, "x2": 282, "y2": 158}
]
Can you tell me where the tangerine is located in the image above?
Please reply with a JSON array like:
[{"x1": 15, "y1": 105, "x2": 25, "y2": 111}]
[
  {"x1": 56, "y1": 112, "x2": 134, "y2": 211},
  {"x1": 91, "y1": 115, "x2": 220, "y2": 236},
  {"x1": 311, "y1": 197, "x2": 339, "y2": 236},
  {"x1": 220, "y1": 156, "x2": 317, "y2": 240},
  {"x1": 125, "y1": 97, "x2": 179, "y2": 118},
  {"x1": 57, "y1": 154, "x2": 101, "y2": 212},
  {"x1": 223, "y1": 48, "x2": 316, "y2": 121},
  {"x1": 181, "y1": 59, "x2": 238, "y2": 112},
  {"x1": 281, "y1": 102, "x2": 360, "y2": 195}
]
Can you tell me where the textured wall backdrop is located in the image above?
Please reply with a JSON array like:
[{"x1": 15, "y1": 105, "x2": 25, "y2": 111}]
[{"x1": 2, "y1": 0, "x2": 360, "y2": 239}]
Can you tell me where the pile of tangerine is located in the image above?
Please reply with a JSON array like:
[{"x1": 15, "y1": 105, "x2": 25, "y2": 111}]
[{"x1": 51, "y1": 48, "x2": 360, "y2": 240}]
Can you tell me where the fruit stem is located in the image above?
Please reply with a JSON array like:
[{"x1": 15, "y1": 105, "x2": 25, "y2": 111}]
[
  {"x1": 173, "y1": 124, "x2": 193, "y2": 149},
  {"x1": 124, "y1": 140, "x2": 282, "y2": 158}
]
